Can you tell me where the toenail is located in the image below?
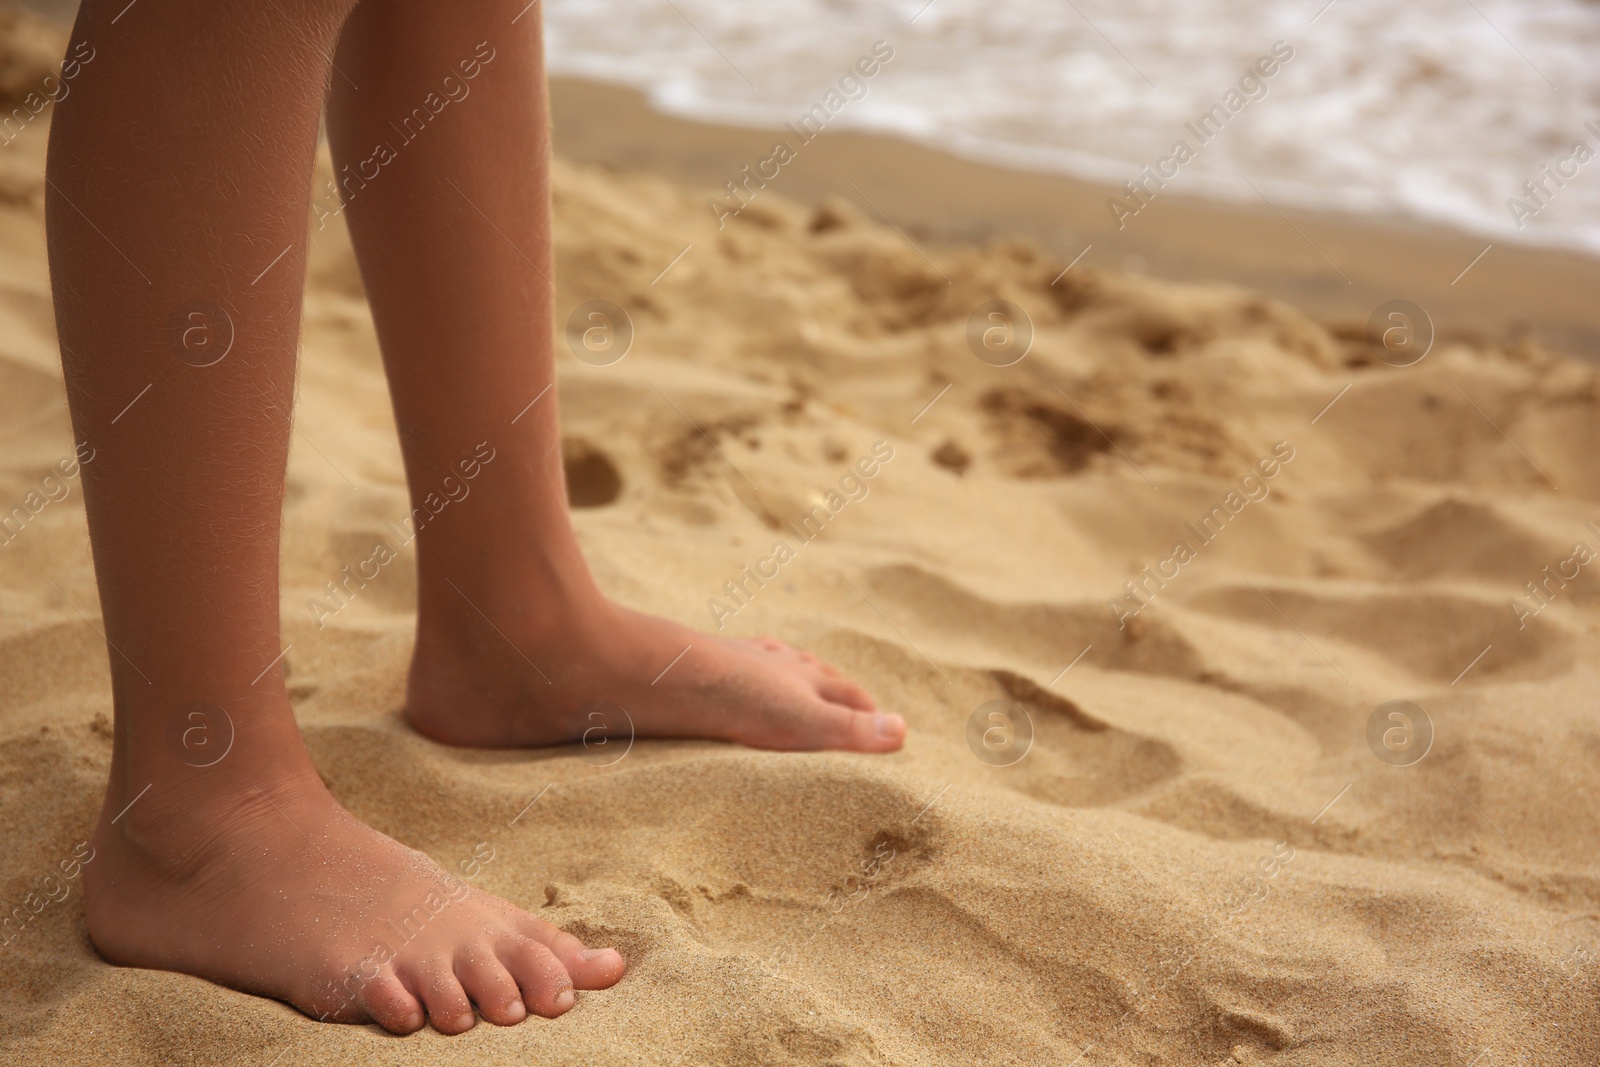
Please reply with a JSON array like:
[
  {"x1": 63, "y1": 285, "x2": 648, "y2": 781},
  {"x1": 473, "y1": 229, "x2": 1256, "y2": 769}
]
[
  {"x1": 875, "y1": 712, "x2": 904, "y2": 739},
  {"x1": 554, "y1": 989, "x2": 575, "y2": 1010},
  {"x1": 580, "y1": 947, "x2": 618, "y2": 961},
  {"x1": 448, "y1": 1013, "x2": 475, "y2": 1032}
]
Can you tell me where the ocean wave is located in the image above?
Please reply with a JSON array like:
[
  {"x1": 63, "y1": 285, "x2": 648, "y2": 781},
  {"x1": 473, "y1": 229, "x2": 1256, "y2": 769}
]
[{"x1": 544, "y1": 0, "x2": 1600, "y2": 255}]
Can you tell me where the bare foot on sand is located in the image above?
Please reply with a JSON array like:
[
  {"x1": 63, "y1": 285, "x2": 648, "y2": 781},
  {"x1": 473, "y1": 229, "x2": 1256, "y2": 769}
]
[
  {"x1": 407, "y1": 597, "x2": 907, "y2": 753},
  {"x1": 52, "y1": 0, "x2": 893, "y2": 1035},
  {"x1": 85, "y1": 766, "x2": 624, "y2": 1034}
]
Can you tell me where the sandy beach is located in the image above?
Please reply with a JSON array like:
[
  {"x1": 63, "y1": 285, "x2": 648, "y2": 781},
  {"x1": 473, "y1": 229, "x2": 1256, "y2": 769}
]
[
  {"x1": 2, "y1": 6, "x2": 1598, "y2": 1065},
  {"x1": 547, "y1": 77, "x2": 1600, "y2": 359}
]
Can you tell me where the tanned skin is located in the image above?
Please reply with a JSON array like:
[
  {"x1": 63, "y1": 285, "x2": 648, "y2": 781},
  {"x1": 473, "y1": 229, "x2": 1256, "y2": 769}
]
[{"x1": 47, "y1": 0, "x2": 904, "y2": 1035}]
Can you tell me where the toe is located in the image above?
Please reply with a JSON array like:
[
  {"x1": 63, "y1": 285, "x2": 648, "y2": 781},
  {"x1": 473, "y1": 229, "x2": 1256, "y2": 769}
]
[
  {"x1": 402, "y1": 961, "x2": 477, "y2": 1035},
  {"x1": 358, "y1": 973, "x2": 426, "y2": 1035},
  {"x1": 748, "y1": 698, "x2": 905, "y2": 753},
  {"x1": 815, "y1": 674, "x2": 878, "y2": 712},
  {"x1": 498, "y1": 934, "x2": 578, "y2": 1016},
  {"x1": 456, "y1": 945, "x2": 527, "y2": 1026},
  {"x1": 568, "y1": 945, "x2": 627, "y2": 988},
  {"x1": 823, "y1": 704, "x2": 905, "y2": 753},
  {"x1": 752, "y1": 641, "x2": 876, "y2": 710},
  {"x1": 517, "y1": 920, "x2": 627, "y2": 990}
]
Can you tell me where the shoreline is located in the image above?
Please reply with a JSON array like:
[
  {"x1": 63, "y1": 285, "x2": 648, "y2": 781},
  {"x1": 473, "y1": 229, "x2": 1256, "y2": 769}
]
[
  {"x1": 550, "y1": 75, "x2": 1600, "y2": 358},
  {"x1": 9, "y1": 0, "x2": 1597, "y2": 356}
]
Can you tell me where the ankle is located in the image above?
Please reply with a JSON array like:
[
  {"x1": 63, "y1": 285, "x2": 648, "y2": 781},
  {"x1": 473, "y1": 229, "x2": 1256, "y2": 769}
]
[
  {"x1": 404, "y1": 589, "x2": 628, "y2": 746},
  {"x1": 413, "y1": 565, "x2": 609, "y2": 659},
  {"x1": 96, "y1": 737, "x2": 327, "y2": 870}
]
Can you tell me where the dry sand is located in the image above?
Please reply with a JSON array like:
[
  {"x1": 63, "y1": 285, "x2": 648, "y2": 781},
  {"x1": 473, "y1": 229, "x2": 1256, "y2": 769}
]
[{"x1": 2, "y1": 9, "x2": 1598, "y2": 1066}]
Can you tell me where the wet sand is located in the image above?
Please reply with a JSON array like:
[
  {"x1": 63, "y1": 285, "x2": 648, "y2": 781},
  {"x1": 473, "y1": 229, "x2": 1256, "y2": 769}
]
[{"x1": 550, "y1": 76, "x2": 1600, "y2": 358}]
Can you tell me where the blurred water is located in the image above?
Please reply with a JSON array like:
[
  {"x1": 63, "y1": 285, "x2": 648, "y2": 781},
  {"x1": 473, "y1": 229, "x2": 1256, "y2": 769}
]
[{"x1": 545, "y1": 0, "x2": 1600, "y2": 255}]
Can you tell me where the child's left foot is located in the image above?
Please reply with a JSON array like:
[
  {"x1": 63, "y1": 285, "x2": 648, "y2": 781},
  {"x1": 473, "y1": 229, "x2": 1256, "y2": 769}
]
[{"x1": 406, "y1": 596, "x2": 906, "y2": 753}]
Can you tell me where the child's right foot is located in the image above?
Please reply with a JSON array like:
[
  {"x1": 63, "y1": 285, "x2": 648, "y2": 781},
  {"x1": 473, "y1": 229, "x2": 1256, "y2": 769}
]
[{"x1": 84, "y1": 766, "x2": 624, "y2": 1034}]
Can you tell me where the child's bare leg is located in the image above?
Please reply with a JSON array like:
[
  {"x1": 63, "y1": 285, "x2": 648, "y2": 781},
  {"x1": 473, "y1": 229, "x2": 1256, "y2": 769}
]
[
  {"x1": 325, "y1": 1, "x2": 906, "y2": 754},
  {"x1": 49, "y1": 0, "x2": 621, "y2": 1034}
]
